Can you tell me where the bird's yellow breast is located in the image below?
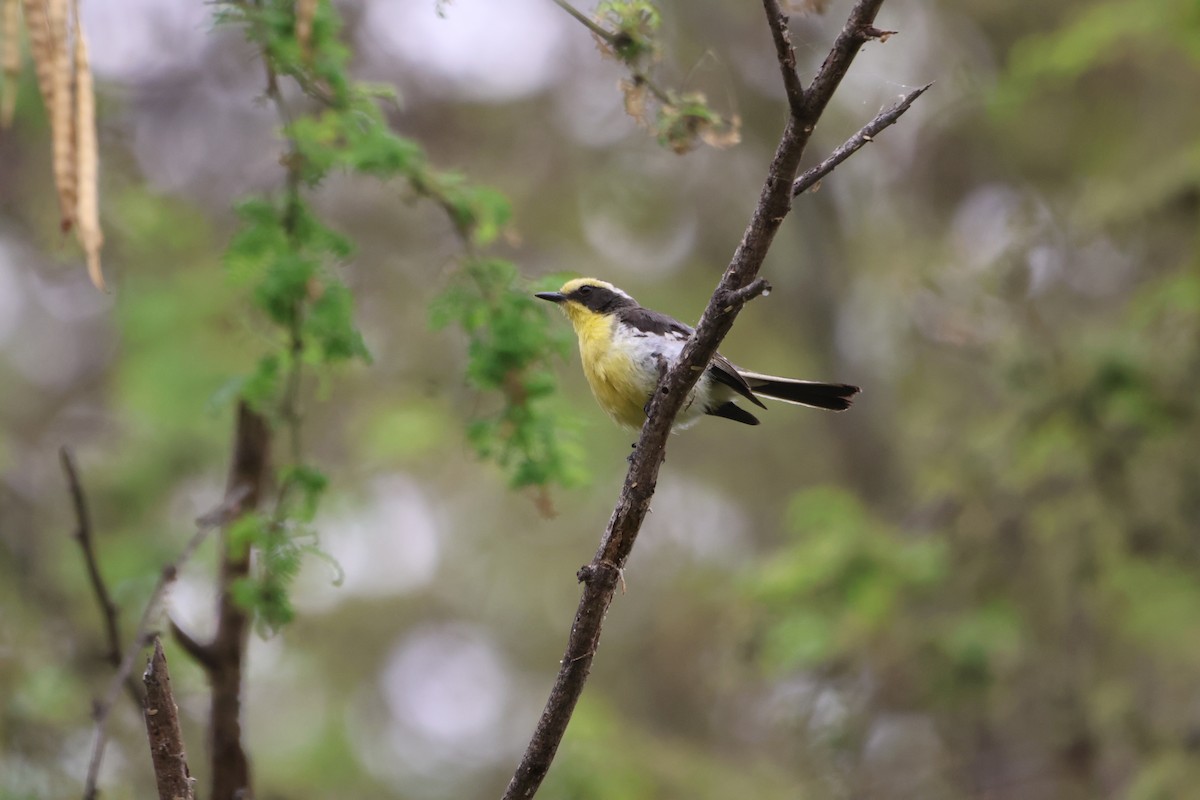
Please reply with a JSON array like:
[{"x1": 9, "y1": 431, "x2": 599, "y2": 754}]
[{"x1": 567, "y1": 307, "x2": 652, "y2": 429}]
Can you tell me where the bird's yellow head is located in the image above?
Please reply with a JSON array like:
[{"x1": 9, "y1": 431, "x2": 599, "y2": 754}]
[{"x1": 534, "y1": 278, "x2": 637, "y2": 328}]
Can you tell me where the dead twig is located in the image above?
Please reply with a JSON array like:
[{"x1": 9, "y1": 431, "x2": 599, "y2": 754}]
[{"x1": 792, "y1": 82, "x2": 932, "y2": 196}]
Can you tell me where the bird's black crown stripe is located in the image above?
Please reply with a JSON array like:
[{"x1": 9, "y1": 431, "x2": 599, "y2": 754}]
[{"x1": 567, "y1": 284, "x2": 638, "y2": 314}]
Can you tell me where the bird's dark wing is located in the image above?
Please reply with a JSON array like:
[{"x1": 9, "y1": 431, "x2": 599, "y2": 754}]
[
  {"x1": 707, "y1": 353, "x2": 767, "y2": 409},
  {"x1": 706, "y1": 401, "x2": 761, "y2": 426},
  {"x1": 616, "y1": 306, "x2": 694, "y2": 339}
]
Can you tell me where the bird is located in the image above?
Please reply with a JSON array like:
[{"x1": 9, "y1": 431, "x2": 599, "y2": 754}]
[{"x1": 535, "y1": 277, "x2": 859, "y2": 430}]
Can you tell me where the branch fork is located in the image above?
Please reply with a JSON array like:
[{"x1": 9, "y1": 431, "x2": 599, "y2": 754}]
[{"x1": 503, "y1": 2, "x2": 923, "y2": 797}]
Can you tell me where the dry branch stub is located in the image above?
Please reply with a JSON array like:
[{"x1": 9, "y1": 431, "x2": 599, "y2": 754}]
[{"x1": 143, "y1": 638, "x2": 196, "y2": 800}]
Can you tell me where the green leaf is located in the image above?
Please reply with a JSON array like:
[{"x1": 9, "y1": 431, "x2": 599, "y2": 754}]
[
  {"x1": 306, "y1": 283, "x2": 370, "y2": 363},
  {"x1": 242, "y1": 355, "x2": 282, "y2": 411},
  {"x1": 281, "y1": 464, "x2": 329, "y2": 523}
]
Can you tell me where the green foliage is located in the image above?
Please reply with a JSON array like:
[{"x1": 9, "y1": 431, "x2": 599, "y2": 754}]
[
  {"x1": 287, "y1": 107, "x2": 426, "y2": 182},
  {"x1": 937, "y1": 601, "x2": 1023, "y2": 688},
  {"x1": 228, "y1": 464, "x2": 339, "y2": 635},
  {"x1": 225, "y1": 193, "x2": 366, "y2": 403},
  {"x1": 431, "y1": 262, "x2": 587, "y2": 489},
  {"x1": 212, "y1": 0, "x2": 591, "y2": 635},
  {"x1": 280, "y1": 464, "x2": 330, "y2": 523},
  {"x1": 546, "y1": 698, "x2": 802, "y2": 800},
  {"x1": 229, "y1": 514, "x2": 301, "y2": 634},
  {"x1": 1006, "y1": 4, "x2": 1156, "y2": 90},
  {"x1": 995, "y1": 0, "x2": 1200, "y2": 112},
  {"x1": 307, "y1": 283, "x2": 370, "y2": 362},
  {"x1": 229, "y1": 0, "x2": 580, "y2": 490},
  {"x1": 596, "y1": 1, "x2": 663, "y2": 64},
  {"x1": 751, "y1": 486, "x2": 947, "y2": 670}
]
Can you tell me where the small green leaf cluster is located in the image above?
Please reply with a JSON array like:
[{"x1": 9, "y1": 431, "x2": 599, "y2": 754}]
[
  {"x1": 217, "y1": 0, "x2": 458, "y2": 635},
  {"x1": 596, "y1": 1, "x2": 663, "y2": 64},
  {"x1": 220, "y1": 0, "x2": 585, "y2": 532},
  {"x1": 228, "y1": 466, "x2": 339, "y2": 634},
  {"x1": 431, "y1": 262, "x2": 587, "y2": 489},
  {"x1": 217, "y1": 0, "x2": 351, "y2": 103},
  {"x1": 227, "y1": 196, "x2": 367, "y2": 368},
  {"x1": 220, "y1": 0, "x2": 381, "y2": 419},
  {"x1": 993, "y1": 0, "x2": 1200, "y2": 114}
]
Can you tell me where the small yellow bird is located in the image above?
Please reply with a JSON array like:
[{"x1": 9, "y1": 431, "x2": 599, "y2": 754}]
[{"x1": 536, "y1": 278, "x2": 859, "y2": 430}]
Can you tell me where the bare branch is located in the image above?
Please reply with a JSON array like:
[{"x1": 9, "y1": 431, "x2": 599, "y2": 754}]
[
  {"x1": 143, "y1": 638, "x2": 195, "y2": 800},
  {"x1": 502, "y1": 1, "x2": 922, "y2": 798},
  {"x1": 793, "y1": 83, "x2": 932, "y2": 196},
  {"x1": 60, "y1": 447, "x2": 144, "y2": 707},
  {"x1": 763, "y1": 0, "x2": 805, "y2": 112},
  {"x1": 548, "y1": 0, "x2": 615, "y2": 45},
  {"x1": 803, "y1": 0, "x2": 889, "y2": 120},
  {"x1": 82, "y1": 502, "x2": 223, "y2": 800}
]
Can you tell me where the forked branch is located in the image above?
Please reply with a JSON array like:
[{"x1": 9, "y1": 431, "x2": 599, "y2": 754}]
[
  {"x1": 502, "y1": 1, "x2": 918, "y2": 798},
  {"x1": 793, "y1": 82, "x2": 932, "y2": 196}
]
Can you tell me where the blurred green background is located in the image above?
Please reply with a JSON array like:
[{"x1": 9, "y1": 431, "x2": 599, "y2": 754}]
[{"x1": 3, "y1": 0, "x2": 1200, "y2": 798}]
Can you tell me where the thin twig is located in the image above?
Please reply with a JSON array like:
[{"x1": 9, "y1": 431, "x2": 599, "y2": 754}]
[
  {"x1": 548, "y1": 0, "x2": 615, "y2": 44},
  {"x1": 501, "y1": 1, "x2": 912, "y2": 797},
  {"x1": 142, "y1": 637, "x2": 195, "y2": 800},
  {"x1": 82, "y1": 503, "x2": 227, "y2": 800},
  {"x1": 547, "y1": 0, "x2": 672, "y2": 105},
  {"x1": 60, "y1": 447, "x2": 144, "y2": 707},
  {"x1": 195, "y1": 484, "x2": 254, "y2": 530},
  {"x1": 792, "y1": 82, "x2": 932, "y2": 196}
]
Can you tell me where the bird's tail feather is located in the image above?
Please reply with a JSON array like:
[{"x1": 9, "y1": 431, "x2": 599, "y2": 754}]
[{"x1": 739, "y1": 371, "x2": 860, "y2": 411}]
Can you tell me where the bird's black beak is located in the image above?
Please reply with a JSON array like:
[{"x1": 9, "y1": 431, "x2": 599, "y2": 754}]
[{"x1": 535, "y1": 291, "x2": 566, "y2": 303}]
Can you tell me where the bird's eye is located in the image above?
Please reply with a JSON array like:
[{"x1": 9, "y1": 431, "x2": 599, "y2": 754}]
[{"x1": 578, "y1": 285, "x2": 592, "y2": 296}]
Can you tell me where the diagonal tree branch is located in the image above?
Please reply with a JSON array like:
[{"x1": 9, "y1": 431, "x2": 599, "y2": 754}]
[
  {"x1": 793, "y1": 82, "x2": 932, "y2": 196},
  {"x1": 503, "y1": 1, "x2": 914, "y2": 798},
  {"x1": 803, "y1": 1, "x2": 892, "y2": 120},
  {"x1": 763, "y1": 0, "x2": 805, "y2": 112}
]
